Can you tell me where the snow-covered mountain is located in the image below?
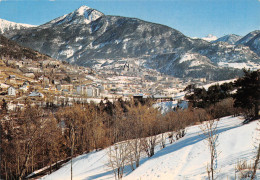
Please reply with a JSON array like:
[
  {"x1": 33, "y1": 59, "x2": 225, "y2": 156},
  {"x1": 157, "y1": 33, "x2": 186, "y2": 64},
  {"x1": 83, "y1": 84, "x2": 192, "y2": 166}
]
[
  {"x1": 2, "y1": 5, "x2": 260, "y2": 80},
  {"x1": 213, "y1": 34, "x2": 242, "y2": 45},
  {"x1": 40, "y1": 116, "x2": 260, "y2": 179},
  {"x1": 201, "y1": 34, "x2": 218, "y2": 42},
  {"x1": 0, "y1": 18, "x2": 35, "y2": 36},
  {"x1": 6, "y1": 6, "x2": 209, "y2": 71}
]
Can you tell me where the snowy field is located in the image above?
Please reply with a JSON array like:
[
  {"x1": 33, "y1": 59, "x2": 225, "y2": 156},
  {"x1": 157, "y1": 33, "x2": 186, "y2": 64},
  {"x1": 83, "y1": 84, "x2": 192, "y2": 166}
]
[
  {"x1": 200, "y1": 79, "x2": 236, "y2": 90},
  {"x1": 41, "y1": 116, "x2": 259, "y2": 180}
]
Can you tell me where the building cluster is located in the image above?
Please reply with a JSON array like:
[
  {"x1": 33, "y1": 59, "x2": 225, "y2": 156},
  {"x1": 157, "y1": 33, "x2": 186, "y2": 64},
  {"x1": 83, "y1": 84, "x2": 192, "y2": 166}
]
[{"x1": 0, "y1": 57, "x2": 211, "y2": 110}]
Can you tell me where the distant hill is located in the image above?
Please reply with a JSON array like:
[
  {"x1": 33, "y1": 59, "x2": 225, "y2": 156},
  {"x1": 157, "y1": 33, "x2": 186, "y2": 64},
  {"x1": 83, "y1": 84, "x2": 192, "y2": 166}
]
[
  {"x1": 236, "y1": 30, "x2": 260, "y2": 45},
  {"x1": 213, "y1": 34, "x2": 242, "y2": 45}
]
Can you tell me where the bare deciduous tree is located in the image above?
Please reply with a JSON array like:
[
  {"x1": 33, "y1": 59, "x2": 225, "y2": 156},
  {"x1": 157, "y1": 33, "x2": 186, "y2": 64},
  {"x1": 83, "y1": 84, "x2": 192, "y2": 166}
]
[
  {"x1": 142, "y1": 135, "x2": 157, "y2": 158},
  {"x1": 200, "y1": 120, "x2": 219, "y2": 180},
  {"x1": 127, "y1": 138, "x2": 144, "y2": 170},
  {"x1": 107, "y1": 142, "x2": 130, "y2": 180}
]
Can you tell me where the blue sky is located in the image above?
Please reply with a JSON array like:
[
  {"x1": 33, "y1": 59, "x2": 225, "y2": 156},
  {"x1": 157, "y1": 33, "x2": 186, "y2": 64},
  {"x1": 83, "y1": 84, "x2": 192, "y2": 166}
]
[{"x1": 0, "y1": 0, "x2": 259, "y2": 38}]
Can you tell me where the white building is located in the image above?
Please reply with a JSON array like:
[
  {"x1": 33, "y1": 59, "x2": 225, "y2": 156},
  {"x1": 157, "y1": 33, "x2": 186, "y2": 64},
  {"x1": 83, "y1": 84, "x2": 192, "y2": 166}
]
[
  {"x1": 28, "y1": 91, "x2": 44, "y2": 98},
  {"x1": 8, "y1": 86, "x2": 16, "y2": 96}
]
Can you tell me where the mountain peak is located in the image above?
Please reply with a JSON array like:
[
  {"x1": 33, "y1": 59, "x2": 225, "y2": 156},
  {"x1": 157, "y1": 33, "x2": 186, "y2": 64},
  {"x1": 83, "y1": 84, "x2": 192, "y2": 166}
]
[
  {"x1": 45, "y1": 5, "x2": 104, "y2": 26},
  {"x1": 76, "y1": 5, "x2": 93, "y2": 15},
  {"x1": 202, "y1": 34, "x2": 218, "y2": 42},
  {"x1": 74, "y1": 5, "x2": 104, "y2": 23}
]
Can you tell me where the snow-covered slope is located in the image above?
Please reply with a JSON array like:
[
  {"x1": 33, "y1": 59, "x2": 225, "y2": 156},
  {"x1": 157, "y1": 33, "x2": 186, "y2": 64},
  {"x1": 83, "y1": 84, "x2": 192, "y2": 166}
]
[
  {"x1": 41, "y1": 116, "x2": 260, "y2": 180},
  {"x1": 0, "y1": 18, "x2": 35, "y2": 34}
]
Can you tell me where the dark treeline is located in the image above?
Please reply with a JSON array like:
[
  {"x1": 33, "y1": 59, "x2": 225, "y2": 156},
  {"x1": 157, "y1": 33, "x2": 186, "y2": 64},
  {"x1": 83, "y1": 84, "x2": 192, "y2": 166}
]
[
  {"x1": 185, "y1": 69, "x2": 259, "y2": 119},
  {"x1": 185, "y1": 82, "x2": 235, "y2": 109}
]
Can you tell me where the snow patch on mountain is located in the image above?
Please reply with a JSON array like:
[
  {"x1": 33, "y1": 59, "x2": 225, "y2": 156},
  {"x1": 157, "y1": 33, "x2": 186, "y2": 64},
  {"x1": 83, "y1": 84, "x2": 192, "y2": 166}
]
[
  {"x1": 179, "y1": 53, "x2": 196, "y2": 63},
  {"x1": 218, "y1": 61, "x2": 260, "y2": 70},
  {"x1": 59, "y1": 48, "x2": 75, "y2": 58},
  {"x1": 178, "y1": 53, "x2": 214, "y2": 68}
]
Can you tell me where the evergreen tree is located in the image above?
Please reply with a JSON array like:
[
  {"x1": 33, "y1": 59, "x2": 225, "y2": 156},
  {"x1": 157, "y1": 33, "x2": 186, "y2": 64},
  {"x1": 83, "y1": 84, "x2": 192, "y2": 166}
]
[
  {"x1": 234, "y1": 69, "x2": 260, "y2": 119},
  {"x1": 207, "y1": 84, "x2": 223, "y2": 105},
  {"x1": 1, "y1": 99, "x2": 7, "y2": 113}
]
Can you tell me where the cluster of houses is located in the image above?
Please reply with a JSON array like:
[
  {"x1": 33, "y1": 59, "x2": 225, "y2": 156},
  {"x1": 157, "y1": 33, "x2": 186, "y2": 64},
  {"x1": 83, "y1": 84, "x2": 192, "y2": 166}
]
[
  {"x1": 0, "y1": 57, "x2": 213, "y2": 111},
  {"x1": 0, "y1": 79, "x2": 44, "y2": 98}
]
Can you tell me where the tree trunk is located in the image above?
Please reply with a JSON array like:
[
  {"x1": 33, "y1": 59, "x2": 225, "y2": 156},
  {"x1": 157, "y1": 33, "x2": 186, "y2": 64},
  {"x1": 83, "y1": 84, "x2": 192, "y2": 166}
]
[
  {"x1": 251, "y1": 143, "x2": 260, "y2": 180},
  {"x1": 5, "y1": 161, "x2": 7, "y2": 180},
  {"x1": 211, "y1": 145, "x2": 214, "y2": 180},
  {"x1": 71, "y1": 155, "x2": 73, "y2": 180},
  {"x1": 19, "y1": 154, "x2": 30, "y2": 180},
  {"x1": 70, "y1": 126, "x2": 75, "y2": 180},
  {"x1": 31, "y1": 146, "x2": 34, "y2": 173},
  {"x1": 254, "y1": 102, "x2": 259, "y2": 118}
]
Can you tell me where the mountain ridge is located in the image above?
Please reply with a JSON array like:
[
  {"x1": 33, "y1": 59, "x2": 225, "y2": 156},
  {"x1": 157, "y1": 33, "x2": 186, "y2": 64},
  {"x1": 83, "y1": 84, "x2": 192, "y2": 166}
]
[
  {"x1": 0, "y1": 18, "x2": 36, "y2": 37},
  {"x1": 1, "y1": 5, "x2": 259, "y2": 80},
  {"x1": 213, "y1": 34, "x2": 242, "y2": 45}
]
